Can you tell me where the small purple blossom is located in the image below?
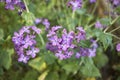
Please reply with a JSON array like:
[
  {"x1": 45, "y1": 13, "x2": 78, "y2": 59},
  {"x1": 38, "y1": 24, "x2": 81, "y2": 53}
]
[
  {"x1": 34, "y1": 18, "x2": 42, "y2": 24},
  {"x1": 76, "y1": 27, "x2": 86, "y2": 42},
  {"x1": 89, "y1": 0, "x2": 96, "y2": 3},
  {"x1": 42, "y1": 19, "x2": 50, "y2": 30},
  {"x1": 12, "y1": 26, "x2": 41, "y2": 63},
  {"x1": 95, "y1": 21, "x2": 103, "y2": 29},
  {"x1": 67, "y1": 0, "x2": 83, "y2": 11},
  {"x1": 116, "y1": 43, "x2": 120, "y2": 51}
]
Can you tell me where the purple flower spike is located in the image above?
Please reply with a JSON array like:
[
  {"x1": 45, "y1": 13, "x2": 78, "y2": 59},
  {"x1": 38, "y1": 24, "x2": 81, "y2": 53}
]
[
  {"x1": 35, "y1": 18, "x2": 42, "y2": 24},
  {"x1": 116, "y1": 43, "x2": 120, "y2": 51},
  {"x1": 12, "y1": 26, "x2": 41, "y2": 63}
]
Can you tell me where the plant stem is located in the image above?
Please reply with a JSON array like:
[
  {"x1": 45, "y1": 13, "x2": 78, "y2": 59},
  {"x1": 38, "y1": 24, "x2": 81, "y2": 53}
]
[
  {"x1": 105, "y1": 33, "x2": 120, "y2": 40},
  {"x1": 23, "y1": 0, "x2": 30, "y2": 13},
  {"x1": 110, "y1": 26, "x2": 120, "y2": 33},
  {"x1": 38, "y1": 34, "x2": 45, "y2": 46}
]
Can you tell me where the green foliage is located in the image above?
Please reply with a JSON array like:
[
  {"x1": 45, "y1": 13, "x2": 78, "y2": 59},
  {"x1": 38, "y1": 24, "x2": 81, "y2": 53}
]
[{"x1": 80, "y1": 58, "x2": 101, "y2": 77}]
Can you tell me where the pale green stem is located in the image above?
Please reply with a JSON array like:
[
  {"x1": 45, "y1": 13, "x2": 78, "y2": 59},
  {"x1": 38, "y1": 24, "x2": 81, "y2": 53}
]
[
  {"x1": 23, "y1": 0, "x2": 45, "y2": 46},
  {"x1": 105, "y1": 33, "x2": 120, "y2": 41},
  {"x1": 104, "y1": 16, "x2": 120, "y2": 33},
  {"x1": 38, "y1": 34, "x2": 45, "y2": 46},
  {"x1": 110, "y1": 26, "x2": 120, "y2": 33},
  {"x1": 23, "y1": 0, "x2": 29, "y2": 13}
]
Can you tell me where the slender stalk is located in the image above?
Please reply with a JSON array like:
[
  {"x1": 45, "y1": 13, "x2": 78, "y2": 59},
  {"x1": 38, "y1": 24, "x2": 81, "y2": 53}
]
[
  {"x1": 38, "y1": 34, "x2": 45, "y2": 46},
  {"x1": 105, "y1": 33, "x2": 120, "y2": 40},
  {"x1": 23, "y1": 0, "x2": 45, "y2": 46},
  {"x1": 104, "y1": 16, "x2": 120, "y2": 33},
  {"x1": 23, "y1": 0, "x2": 30, "y2": 13},
  {"x1": 110, "y1": 26, "x2": 120, "y2": 33}
]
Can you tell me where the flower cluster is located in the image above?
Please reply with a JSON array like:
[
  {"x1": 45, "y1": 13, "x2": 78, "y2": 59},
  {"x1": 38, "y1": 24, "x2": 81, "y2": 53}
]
[
  {"x1": 0, "y1": 0, "x2": 25, "y2": 11},
  {"x1": 46, "y1": 26, "x2": 98, "y2": 60},
  {"x1": 12, "y1": 26, "x2": 41, "y2": 63},
  {"x1": 46, "y1": 26, "x2": 75, "y2": 60},
  {"x1": 75, "y1": 40, "x2": 98, "y2": 58},
  {"x1": 67, "y1": 0, "x2": 83, "y2": 11}
]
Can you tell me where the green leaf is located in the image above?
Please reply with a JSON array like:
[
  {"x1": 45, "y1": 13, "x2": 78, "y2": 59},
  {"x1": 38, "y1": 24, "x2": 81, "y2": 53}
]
[
  {"x1": 62, "y1": 62, "x2": 79, "y2": 74},
  {"x1": 22, "y1": 12, "x2": 35, "y2": 25},
  {"x1": 22, "y1": 70, "x2": 39, "y2": 80},
  {"x1": 80, "y1": 58, "x2": 101, "y2": 77},
  {"x1": 76, "y1": 8, "x2": 86, "y2": 15},
  {"x1": 0, "y1": 28, "x2": 4, "y2": 40},
  {"x1": 79, "y1": 40, "x2": 91, "y2": 48},
  {"x1": 45, "y1": 71, "x2": 59, "y2": 80},
  {"x1": 93, "y1": 48, "x2": 108, "y2": 68},
  {"x1": 99, "y1": 33, "x2": 112, "y2": 50},
  {"x1": 0, "y1": 49, "x2": 13, "y2": 69},
  {"x1": 28, "y1": 57, "x2": 47, "y2": 72},
  {"x1": 100, "y1": 18, "x2": 111, "y2": 26}
]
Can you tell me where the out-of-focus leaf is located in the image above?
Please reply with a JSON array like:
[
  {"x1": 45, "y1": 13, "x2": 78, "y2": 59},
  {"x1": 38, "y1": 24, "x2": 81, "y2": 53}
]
[
  {"x1": 22, "y1": 12, "x2": 35, "y2": 25},
  {"x1": 45, "y1": 71, "x2": 59, "y2": 80},
  {"x1": 0, "y1": 28, "x2": 4, "y2": 40},
  {"x1": 99, "y1": 33, "x2": 112, "y2": 50},
  {"x1": 62, "y1": 62, "x2": 79, "y2": 74},
  {"x1": 100, "y1": 18, "x2": 111, "y2": 26},
  {"x1": 86, "y1": 77, "x2": 96, "y2": 80},
  {"x1": 0, "y1": 49, "x2": 13, "y2": 69},
  {"x1": 79, "y1": 40, "x2": 91, "y2": 48},
  {"x1": 38, "y1": 70, "x2": 49, "y2": 80},
  {"x1": 80, "y1": 58, "x2": 101, "y2": 77},
  {"x1": 76, "y1": 8, "x2": 86, "y2": 15},
  {"x1": 0, "y1": 68, "x2": 4, "y2": 75},
  {"x1": 22, "y1": 70, "x2": 39, "y2": 80},
  {"x1": 28, "y1": 57, "x2": 47, "y2": 72},
  {"x1": 93, "y1": 48, "x2": 108, "y2": 68}
]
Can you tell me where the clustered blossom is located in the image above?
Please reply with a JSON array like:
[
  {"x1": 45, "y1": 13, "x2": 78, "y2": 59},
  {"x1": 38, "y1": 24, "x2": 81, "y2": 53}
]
[
  {"x1": 46, "y1": 26, "x2": 75, "y2": 60},
  {"x1": 75, "y1": 40, "x2": 98, "y2": 58},
  {"x1": 12, "y1": 26, "x2": 41, "y2": 63},
  {"x1": 67, "y1": 0, "x2": 83, "y2": 11},
  {"x1": 0, "y1": 0, "x2": 25, "y2": 11},
  {"x1": 46, "y1": 26, "x2": 97, "y2": 60},
  {"x1": 116, "y1": 43, "x2": 120, "y2": 51}
]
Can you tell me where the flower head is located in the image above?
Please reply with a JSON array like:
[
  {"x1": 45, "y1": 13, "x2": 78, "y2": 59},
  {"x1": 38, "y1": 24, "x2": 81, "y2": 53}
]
[
  {"x1": 116, "y1": 43, "x2": 120, "y2": 51},
  {"x1": 12, "y1": 26, "x2": 40, "y2": 63}
]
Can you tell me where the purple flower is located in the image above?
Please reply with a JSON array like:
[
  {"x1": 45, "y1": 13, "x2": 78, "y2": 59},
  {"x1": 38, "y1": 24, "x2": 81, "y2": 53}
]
[
  {"x1": 31, "y1": 26, "x2": 41, "y2": 34},
  {"x1": 12, "y1": 26, "x2": 40, "y2": 63},
  {"x1": 47, "y1": 27, "x2": 75, "y2": 60},
  {"x1": 42, "y1": 19, "x2": 50, "y2": 30},
  {"x1": 112, "y1": 0, "x2": 120, "y2": 6},
  {"x1": 67, "y1": 0, "x2": 82, "y2": 11},
  {"x1": 35, "y1": 18, "x2": 42, "y2": 24},
  {"x1": 89, "y1": 0, "x2": 96, "y2": 3},
  {"x1": 95, "y1": 21, "x2": 103, "y2": 29},
  {"x1": 116, "y1": 43, "x2": 120, "y2": 51},
  {"x1": 76, "y1": 27, "x2": 86, "y2": 42},
  {"x1": 1, "y1": 0, "x2": 25, "y2": 13},
  {"x1": 75, "y1": 52, "x2": 81, "y2": 58},
  {"x1": 47, "y1": 26, "x2": 62, "y2": 37}
]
